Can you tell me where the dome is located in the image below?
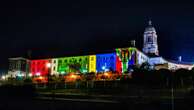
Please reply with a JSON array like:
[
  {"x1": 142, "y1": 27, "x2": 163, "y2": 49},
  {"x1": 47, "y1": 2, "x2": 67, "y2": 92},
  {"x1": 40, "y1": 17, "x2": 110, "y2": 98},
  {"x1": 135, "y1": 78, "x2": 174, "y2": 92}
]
[
  {"x1": 145, "y1": 26, "x2": 156, "y2": 32},
  {"x1": 144, "y1": 20, "x2": 156, "y2": 32}
]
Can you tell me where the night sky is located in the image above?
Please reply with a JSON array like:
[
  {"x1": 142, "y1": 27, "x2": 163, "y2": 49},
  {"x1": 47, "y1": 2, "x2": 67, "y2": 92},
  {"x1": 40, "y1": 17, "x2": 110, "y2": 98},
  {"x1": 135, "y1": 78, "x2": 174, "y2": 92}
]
[{"x1": 0, "y1": 0, "x2": 194, "y2": 71}]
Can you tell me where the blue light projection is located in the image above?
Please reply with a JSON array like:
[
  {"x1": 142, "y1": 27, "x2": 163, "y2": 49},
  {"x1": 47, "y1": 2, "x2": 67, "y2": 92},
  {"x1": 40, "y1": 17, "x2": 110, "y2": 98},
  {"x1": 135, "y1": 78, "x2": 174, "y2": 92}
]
[{"x1": 96, "y1": 53, "x2": 116, "y2": 72}]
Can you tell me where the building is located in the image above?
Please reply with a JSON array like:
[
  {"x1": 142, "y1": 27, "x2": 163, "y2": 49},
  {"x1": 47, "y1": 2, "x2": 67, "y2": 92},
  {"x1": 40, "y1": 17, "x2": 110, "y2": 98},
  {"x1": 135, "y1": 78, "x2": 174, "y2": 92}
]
[
  {"x1": 8, "y1": 57, "x2": 30, "y2": 77},
  {"x1": 143, "y1": 20, "x2": 159, "y2": 56},
  {"x1": 167, "y1": 60, "x2": 194, "y2": 70},
  {"x1": 142, "y1": 20, "x2": 193, "y2": 70},
  {"x1": 7, "y1": 20, "x2": 194, "y2": 77}
]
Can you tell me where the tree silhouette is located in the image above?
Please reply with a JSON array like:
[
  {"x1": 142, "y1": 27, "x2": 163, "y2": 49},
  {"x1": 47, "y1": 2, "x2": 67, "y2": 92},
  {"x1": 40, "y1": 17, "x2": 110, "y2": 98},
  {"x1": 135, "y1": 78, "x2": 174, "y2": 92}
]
[
  {"x1": 175, "y1": 68, "x2": 191, "y2": 88},
  {"x1": 156, "y1": 69, "x2": 172, "y2": 88},
  {"x1": 85, "y1": 72, "x2": 95, "y2": 81},
  {"x1": 132, "y1": 66, "x2": 149, "y2": 85},
  {"x1": 140, "y1": 62, "x2": 151, "y2": 70},
  {"x1": 191, "y1": 67, "x2": 194, "y2": 72}
]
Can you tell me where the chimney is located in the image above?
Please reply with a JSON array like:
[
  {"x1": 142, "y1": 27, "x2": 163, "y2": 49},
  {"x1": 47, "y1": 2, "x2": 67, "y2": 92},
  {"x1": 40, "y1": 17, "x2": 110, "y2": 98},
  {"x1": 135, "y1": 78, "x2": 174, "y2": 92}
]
[
  {"x1": 27, "y1": 50, "x2": 32, "y2": 59},
  {"x1": 130, "y1": 40, "x2": 136, "y2": 47}
]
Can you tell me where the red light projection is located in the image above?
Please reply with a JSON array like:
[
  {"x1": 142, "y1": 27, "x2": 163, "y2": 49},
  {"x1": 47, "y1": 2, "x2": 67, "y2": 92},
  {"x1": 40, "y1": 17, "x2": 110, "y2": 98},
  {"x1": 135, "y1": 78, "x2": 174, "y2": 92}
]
[
  {"x1": 30, "y1": 59, "x2": 50, "y2": 76},
  {"x1": 116, "y1": 56, "x2": 122, "y2": 74}
]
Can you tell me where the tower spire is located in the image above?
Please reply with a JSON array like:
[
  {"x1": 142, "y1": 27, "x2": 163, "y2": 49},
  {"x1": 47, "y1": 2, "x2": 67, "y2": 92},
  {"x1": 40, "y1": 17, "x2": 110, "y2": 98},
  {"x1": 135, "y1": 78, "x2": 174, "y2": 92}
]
[
  {"x1": 143, "y1": 20, "x2": 159, "y2": 56},
  {"x1": 148, "y1": 20, "x2": 152, "y2": 26}
]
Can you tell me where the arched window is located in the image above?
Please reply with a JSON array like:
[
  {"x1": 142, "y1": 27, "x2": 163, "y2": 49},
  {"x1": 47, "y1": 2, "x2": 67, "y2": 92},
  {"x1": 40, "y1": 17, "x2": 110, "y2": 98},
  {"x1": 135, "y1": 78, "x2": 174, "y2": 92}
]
[{"x1": 147, "y1": 36, "x2": 153, "y2": 43}]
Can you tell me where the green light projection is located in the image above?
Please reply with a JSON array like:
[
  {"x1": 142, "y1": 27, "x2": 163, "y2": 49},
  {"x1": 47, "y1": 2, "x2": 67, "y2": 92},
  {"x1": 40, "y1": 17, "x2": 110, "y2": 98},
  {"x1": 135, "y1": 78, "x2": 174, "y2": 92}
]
[
  {"x1": 116, "y1": 47, "x2": 137, "y2": 73},
  {"x1": 57, "y1": 56, "x2": 89, "y2": 74}
]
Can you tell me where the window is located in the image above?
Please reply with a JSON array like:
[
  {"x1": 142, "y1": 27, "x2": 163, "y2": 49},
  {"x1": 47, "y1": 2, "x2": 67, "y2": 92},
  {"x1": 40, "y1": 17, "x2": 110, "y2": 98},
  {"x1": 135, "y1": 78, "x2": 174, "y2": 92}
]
[
  {"x1": 54, "y1": 60, "x2": 56, "y2": 63},
  {"x1": 42, "y1": 67, "x2": 45, "y2": 71},
  {"x1": 58, "y1": 60, "x2": 62, "y2": 63},
  {"x1": 69, "y1": 60, "x2": 72, "y2": 63},
  {"x1": 147, "y1": 36, "x2": 153, "y2": 43}
]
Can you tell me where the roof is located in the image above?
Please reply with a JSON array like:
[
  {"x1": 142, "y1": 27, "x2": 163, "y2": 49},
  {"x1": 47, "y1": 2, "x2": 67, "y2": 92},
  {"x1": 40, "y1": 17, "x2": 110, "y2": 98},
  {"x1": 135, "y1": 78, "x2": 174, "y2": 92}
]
[
  {"x1": 147, "y1": 54, "x2": 160, "y2": 57},
  {"x1": 167, "y1": 60, "x2": 193, "y2": 65},
  {"x1": 8, "y1": 57, "x2": 28, "y2": 60},
  {"x1": 145, "y1": 26, "x2": 156, "y2": 32}
]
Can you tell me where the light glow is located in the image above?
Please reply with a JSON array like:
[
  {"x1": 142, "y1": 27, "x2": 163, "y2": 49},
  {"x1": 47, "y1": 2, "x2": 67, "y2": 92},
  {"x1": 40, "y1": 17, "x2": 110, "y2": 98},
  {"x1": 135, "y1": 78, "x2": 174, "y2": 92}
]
[
  {"x1": 70, "y1": 74, "x2": 77, "y2": 79},
  {"x1": 104, "y1": 72, "x2": 109, "y2": 76},
  {"x1": 28, "y1": 73, "x2": 32, "y2": 77},
  {"x1": 46, "y1": 63, "x2": 51, "y2": 68},
  {"x1": 1, "y1": 75, "x2": 5, "y2": 80},
  {"x1": 36, "y1": 72, "x2": 40, "y2": 76},
  {"x1": 102, "y1": 66, "x2": 106, "y2": 70},
  {"x1": 17, "y1": 73, "x2": 24, "y2": 77},
  {"x1": 39, "y1": 76, "x2": 43, "y2": 80}
]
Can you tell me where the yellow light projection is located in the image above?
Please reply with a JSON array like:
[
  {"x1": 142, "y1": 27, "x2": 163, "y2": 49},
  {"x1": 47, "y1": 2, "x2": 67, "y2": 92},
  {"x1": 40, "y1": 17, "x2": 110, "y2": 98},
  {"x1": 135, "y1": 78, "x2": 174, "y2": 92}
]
[{"x1": 89, "y1": 55, "x2": 96, "y2": 73}]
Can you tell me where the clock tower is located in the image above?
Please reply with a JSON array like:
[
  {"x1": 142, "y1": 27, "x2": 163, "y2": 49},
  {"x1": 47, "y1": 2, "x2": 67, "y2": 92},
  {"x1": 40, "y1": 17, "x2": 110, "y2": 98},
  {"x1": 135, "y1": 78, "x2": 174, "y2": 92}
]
[{"x1": 143, "y1": 20, "x2": 159, "y2": 55}]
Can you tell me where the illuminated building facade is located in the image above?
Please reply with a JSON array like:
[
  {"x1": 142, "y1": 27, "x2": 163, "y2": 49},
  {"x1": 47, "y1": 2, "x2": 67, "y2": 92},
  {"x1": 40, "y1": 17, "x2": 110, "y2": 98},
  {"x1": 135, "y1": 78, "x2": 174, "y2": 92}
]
[
  {"x1": 51, "y1": 58, "x2": 58, "y2": 75},
  {"x1": 167, "y1": 61, "x2": 194, "y2": 70},
  {"x1": 116, "y1": 47, "x2": 149, "y2": 73},
  {"x1": 25, "y1": 48, "x2": 149, "y2": 76},
  {"x1": 116, "y1": 48, "x2": 137, "y2": 73},
  {"x1": 57, "y1": 56, "x2": 89, "y2": 74},
  {"x1": 96, "y1": 53, "x2": 116, "y2": 72},
  {"x1": 30, "y1": 59, "x2": 50, "y2": 76},
  {"x1": 89, "y1": 55, "x2": 96, "y2": 73}
]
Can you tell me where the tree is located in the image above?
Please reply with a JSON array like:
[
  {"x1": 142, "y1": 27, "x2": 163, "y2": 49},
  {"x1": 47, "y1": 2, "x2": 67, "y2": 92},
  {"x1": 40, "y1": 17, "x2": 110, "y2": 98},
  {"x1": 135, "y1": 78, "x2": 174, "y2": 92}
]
[
  {"x1": 156, "y1": 69, "x2": 172, "y2": 88},
  {"x1": 85, "y1": 72, "x2": 95, "y2": 81},
  {"x1": 132, "y1": 66, "x2": 149, "y2": 85},
  {"x1": 140, "y1": 62, "x2": 151, "y2": 70},
  {"x1": 191, "y1": 67, "x2": 194, "y2": 72}
]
